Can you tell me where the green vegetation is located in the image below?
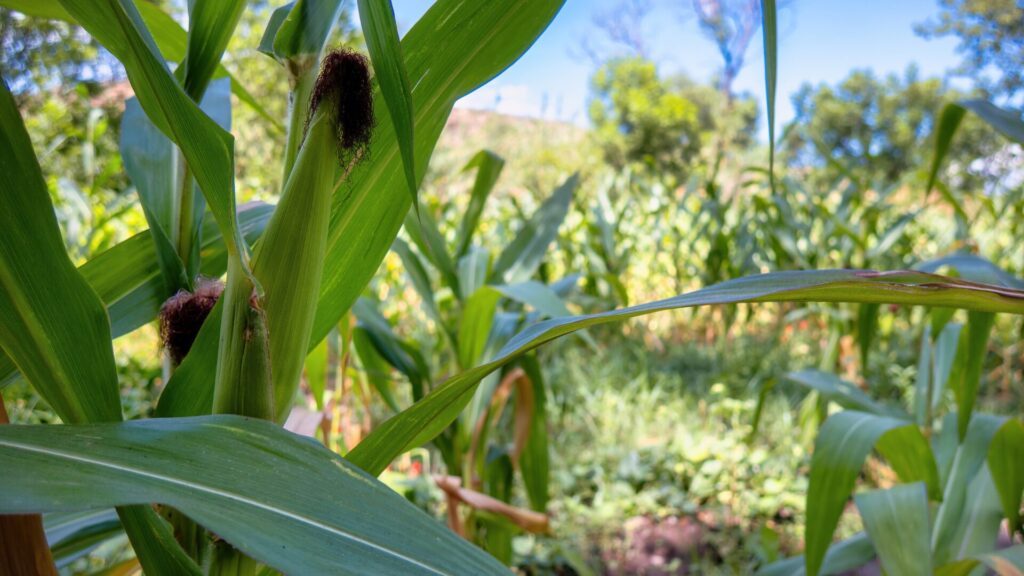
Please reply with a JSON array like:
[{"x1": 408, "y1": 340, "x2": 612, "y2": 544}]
[{"x1": 1, "y1": 1, "x2": 1024, "y2": 575}]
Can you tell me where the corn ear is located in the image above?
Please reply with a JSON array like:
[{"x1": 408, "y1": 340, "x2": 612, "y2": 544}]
[
  {"x1": 213, "y1": 257, "x2": 274, "y2": 420},
  {"x1": 253, "y1": 105, "x2": 340, "y2": 422}
]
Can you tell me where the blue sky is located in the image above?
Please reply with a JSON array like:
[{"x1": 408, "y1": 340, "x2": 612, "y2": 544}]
[{"x1": 387, "y1": 1, "x2": 961, "y2": 138}]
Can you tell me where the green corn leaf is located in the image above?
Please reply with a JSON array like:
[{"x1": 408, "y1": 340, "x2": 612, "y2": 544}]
[
  {"x1": 0, "y1": 203, "x2": 272, "y2": 390},
  {"x1": 121, "y1": 78, "x2": 232, "y2": 293},
  {"x1": 916, "y1": 253, "x2": 1024, "y2": 289},
  {"x1": 760, "y1": 0, "x2": 777, "y2": 191},
  {"x1": 925, "y1": 103, "x2": 967, "y2": 198},
  {"x1": 0, "y1": 78, "x2": 120, "y2": 424},
  {"x1": 352, "y1": 298, "x2": 429, "y2": 403},
  {"x1": 457, "y1": 150, "x2": 505, "y2": 258},
  {"x1": 932, "y1": 414, "x2": 1006, "y2": 565},
  {"x1": 949, "y1": 312, "x2": 996, "y2": 439},
  {"x1": 121, "y1": 97, "x2": 189, "y2": 293},
  {"x1": 805, "y1": 411, "x2": 938, "y2": 576},
  {"x1": 357, "y1": 0, "x2": 417, "y2": 204},
  {"x1": 491, "y1": 174, "x2": 576, "y2": 284},
  {"x1": 458, "y1": 287, "x2": 502, "y2": 370},
  {"x1": 391, "y1": 238, "x2": 444, "y2": 328},
  {"x1": 518, "y1": 354, "x2": 550, "y2": 512},
  {"x1": 405, "y1": 209, "x2": 460, "y2": 297},
  {"x1": 305, "y1": 336, "x2": 330, "y2": 411},
  {"x1": 179, "y1": 0, "x2": 246, "y2": 101},
  {"x1": 351, "y1": 327, "x2": 402, "y2": 412},
  {"x1": 944, "y1": 465, "x2": 1004, "y2": 562},
  {"x1": 271, "y1": 0, "x2": 345, "y2": 60},
  {"x1": 56, "y1": 0, "x2": 250, "y2": 276},
  {"x1": 913, "y1": 322, "x2": 962, "y2": 425},
  {"x1": 309, "y1": 0, "x2": 567, "y2": 342},
  {"x1": 346, "y1": 269, "x2": 1024, "y2": 477},
  {"x1": 935, "y1": 544, "x2": 1024, "y2": 576},
  {"x1": 493, "y1": 281, "x2": 572, "y2": 319},
  {"x1": 0, "y1": 416, "x2": 507, "y2": 574},
  {"x1": 855, "y1": 303, "x2": 879, "y2": 369},
  {"x1": 114, "y1": 505, "x2": 202, "y2": 575},
  {"x1": 987, "y1": 419, "x2": 1024, "y2": 535},
  {"x1": 47, "y1": 511, "x2": 122, "y2": 569},
  {"x1": 457, "y1": 247, "x2": 491, "y2": 301},
  {"x1": 45, "y1": 509, "x2": 119, "y2": 546},
  {"x1": 755, "y1": 533, "x2": 875, "y2": 576},
  {"x1": 854, "y1": 483, "x2": 932, "y2": 576},
  {"x1": 785, "y1": 370, "x2": 908, "y2": 419}
]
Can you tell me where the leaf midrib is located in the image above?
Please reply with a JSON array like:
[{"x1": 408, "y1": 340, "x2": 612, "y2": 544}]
[{"x1": 0, "y1": 438, "x2": 449, "y2": 574}]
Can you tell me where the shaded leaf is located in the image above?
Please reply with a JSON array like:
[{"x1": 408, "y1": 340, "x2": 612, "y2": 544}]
[
  {"x1": 0, "y1": 416, "x2": 506, "y2": 574},
  {"x1": 854, "y1": 483, "x2": 931, "y2": 576}
]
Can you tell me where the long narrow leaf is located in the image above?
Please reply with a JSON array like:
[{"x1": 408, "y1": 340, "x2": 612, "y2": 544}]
[
  {"x1": 988, "y1": 419, "x2": 1024, "y2": 535},
  {"x1": 0, "y1": 416, "x2": 507, "y2": 574},
  {"x1": 57, "y1": 0, "x2": 250, "y2": 274},
  {"x1": 760, "y1": 0, "x2": 777, "y2": 190},
  {"x1": 805, "y1": 411, "x2": 938, "y2": 576},
  {"x1": 0, "y1": 203, "x2": 273, "y2": 389},
  {"x1": 310, "y1": 0, "x2": 567, "y2": 342},
  {"x1": 358, "y1": 0, "x2": 417, "y2": 202},
  {"x1": 491, "y1": 174, "x2": 576, "y2": 284},
  {"x1": 347, "y1": 269, "x2": 1024, "y2": 477},
  {"x1": 950, "y1": 312, "x2": 996, "y2": 439},
  {"x1": 179, "y1": 0, "x2": 246, "y2": 100},
  {"x1": 0, "y1": 79, "x2": 119, "y2": 424},
  {"x1": 457, "y1": 150, "x2": 505, "y2": 258},
  {"x1": 854, "y1": 484, "x2": 931, "y2": 576}
]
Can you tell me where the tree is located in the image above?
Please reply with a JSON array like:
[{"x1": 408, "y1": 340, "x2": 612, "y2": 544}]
[
  {"x1": 588, "y1": 56, "x2": 757, "y2": 183},
  {"x1": 916, "y1": 0, "x2": 1024, "y2": 104},
  {"x1": 782, "y1": 66, "x2": 1004, "y2": 193}
]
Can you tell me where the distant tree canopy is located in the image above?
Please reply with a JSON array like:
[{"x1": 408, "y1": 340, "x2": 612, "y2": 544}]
[
  {"x1": 916, "y1": 0, "x2": 1024, "y2": 104},
  {"x1": 782, "y1": 67, "x2": 1004, "y2": 193},
  {"x1": 588, "y1": 56, "x2": 757, "y2": 182},
  {"x1": 0, "y1": 8, "x2": 122, "y2": 94}
]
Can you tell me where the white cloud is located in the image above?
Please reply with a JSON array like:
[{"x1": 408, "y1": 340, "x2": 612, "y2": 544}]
[{"x1": 456, "y1": 84, "x2": 546, "y2": 119}]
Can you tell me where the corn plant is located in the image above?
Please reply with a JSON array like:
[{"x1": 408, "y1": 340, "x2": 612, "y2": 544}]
[
  {"x1": 3, "y1": 1, "x2": 1024, "y2": 575},
  {"x1": 348, "y1": 150, "x2": 579, "y2": 561}
]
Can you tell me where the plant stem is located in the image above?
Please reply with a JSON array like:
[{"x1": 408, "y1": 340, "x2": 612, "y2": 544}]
[{"x1": 0, "y1": 400, "x2": 58, "y2": 576}]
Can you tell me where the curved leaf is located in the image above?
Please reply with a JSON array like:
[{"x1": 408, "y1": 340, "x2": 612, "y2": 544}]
[
  {"x1": 805, "y1": 411, "x2": 938, "y2": 576},
  {"x1": 786, "y1": 370, "x2": 908, "y2": 419},
  {"x1": 854, "y1": 483, "x2": 931, "y2": 576},
  {"x1": 347, "y1": 269, "x2": 1024, "y2": 477},
  {"x1": 357, "y1": 0, "x2": 417, "y2": 202},
  {"x1": 988, "y1": 419, "x2": 1024, "y2": 535},
  {"x1": 949, "y1": 312, "x2": 995, "y2": 439},
  {"x1": 0, "y1": 203, "x2": 273, "y2": 389},
  {"x1": 57, "y1": 0, "x2": 249, "y2": 274},
  {"x1": 760, "y1": 0, "x2": 777, "y2": 190},
  {"x1": 0, "y1": 416, "x2": 507, "y2": 575},
  {"x1": 755, "y1": 533, "x2": 875, "y2": 576},
  {"x1": 310, "y1": 0, "x2": 566, "y2": 341},
  {"x1": 0, "y1": 79, "x2": 119, "y2": 424},
  {"x1": 457, "y1": 150, "x2": 505, "y2": 258},
  {"x1": 491, "y1": 174, "x2": 576, "y2": 284},
  {"x1": 932, "y1": 414, "x2": 1006, "y2": 564},
  {"x1": 156, "y1": 0, "x2": 569, "y2": 418}
]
